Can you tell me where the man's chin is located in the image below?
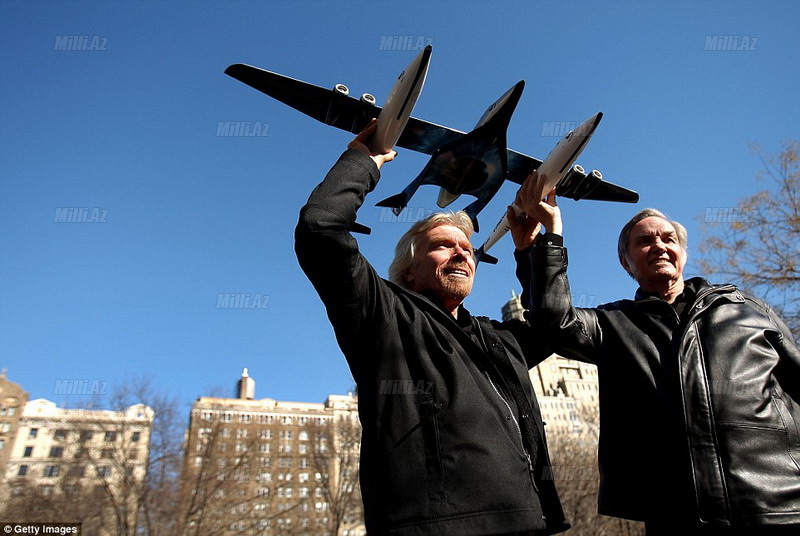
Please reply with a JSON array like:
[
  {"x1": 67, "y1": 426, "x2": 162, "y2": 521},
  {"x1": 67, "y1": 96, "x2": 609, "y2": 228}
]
[{"x1": 440, "y1": 281, "x2": 472, "y2": 302}]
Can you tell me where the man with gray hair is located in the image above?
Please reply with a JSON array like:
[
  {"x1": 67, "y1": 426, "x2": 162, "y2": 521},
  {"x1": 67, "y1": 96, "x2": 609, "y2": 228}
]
[
  {"x1": 295, "y1": 121, "x2": 568, "y2": 536},
  {"x1": 509, "y1": 171, "x2": 800, "y2": 535}
]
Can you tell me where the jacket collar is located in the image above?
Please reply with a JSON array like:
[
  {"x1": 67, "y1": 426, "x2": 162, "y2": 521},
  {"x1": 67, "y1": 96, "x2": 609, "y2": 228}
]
[{"x1": 634, "y1": 277, "x2": 712, "y2": 303}]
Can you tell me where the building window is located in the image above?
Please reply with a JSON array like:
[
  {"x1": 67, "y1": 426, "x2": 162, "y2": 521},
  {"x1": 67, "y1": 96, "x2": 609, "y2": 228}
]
[
  {"x1": 97, "y1": 466, "x2": 112, "y2": 478},
  {"x1": 18, "y1": 465, "x2": 28, "y2": 476},
  {"x1": 54, "y1": 429, "x2": 68, "y2": 440},
  {"x1": 68, "y1": 466, "x2": 85, "y2": 478},
  {"x1": 49, "y1": 446, "x2": 64, "y2": 458},
  {"x1": 28, "y1": 428, "x2": 38, "y2": 439},
  {"x1": 23, "y1": 446, "x2": 33, "y2": 457},
  {"x1": 131, "y1": 431, "x2": 141, "y2": 442},
  {"x1": 80, "y1": 430, "x2": 93, "y2": 441},
  {"x1": 104, "y1": 431, "x2": 117, "y2": 442},
  {"x1": 43, "y1": 465, "x2": 60, "y2": 477}
]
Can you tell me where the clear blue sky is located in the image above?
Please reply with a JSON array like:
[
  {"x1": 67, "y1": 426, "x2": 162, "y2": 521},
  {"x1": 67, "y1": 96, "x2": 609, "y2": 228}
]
[{"x1": 2, "y1": 1, "x2": 797, "y2": 413}]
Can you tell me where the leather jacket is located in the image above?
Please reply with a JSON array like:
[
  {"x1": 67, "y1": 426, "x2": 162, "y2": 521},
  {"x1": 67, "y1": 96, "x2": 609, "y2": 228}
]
[{"x1": 525, "y1": 242, "x2": 800, "y2": 525}]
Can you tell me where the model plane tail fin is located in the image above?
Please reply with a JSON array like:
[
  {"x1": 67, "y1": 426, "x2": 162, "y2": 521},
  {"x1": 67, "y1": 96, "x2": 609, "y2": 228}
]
[
  {"x1": 474, "y1": 246, "x2": 498, "y2": 266},
  {"x1": 351, "y1": 221, "x2": 372, "y2": 235},
  {"x1": 375, "y1": 192, "x2": 411, "y2": 215}
]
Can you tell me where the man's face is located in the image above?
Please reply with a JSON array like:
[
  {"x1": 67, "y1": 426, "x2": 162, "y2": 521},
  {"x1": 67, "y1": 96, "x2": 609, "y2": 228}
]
[
  {"x1": 621, "y1": 216, "x2": 686, "y2": 289},
  {"x1": 405, "y1": 224, "x2": 476, "y2": 308}
]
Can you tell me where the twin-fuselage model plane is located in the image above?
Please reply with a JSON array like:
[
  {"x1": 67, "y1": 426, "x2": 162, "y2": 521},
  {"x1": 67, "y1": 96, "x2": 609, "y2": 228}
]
[{"x1": 224, "y1": 45, "x2": 639, "y2": 264}]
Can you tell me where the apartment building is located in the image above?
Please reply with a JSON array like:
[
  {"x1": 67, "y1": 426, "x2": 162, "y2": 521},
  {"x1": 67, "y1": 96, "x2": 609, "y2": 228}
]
[
  {"x1": 178, "y1": 369, "x2": 363, "y2": 536},
  {"x1": 0, "y1": 372, "x2": 29, "y2": 485},
  {"x1": 1, "y1": 394, "x2": 154, "y2": 534},
  {"x1": 502, "y1": 290, "x2": 600, "y2": 435}
]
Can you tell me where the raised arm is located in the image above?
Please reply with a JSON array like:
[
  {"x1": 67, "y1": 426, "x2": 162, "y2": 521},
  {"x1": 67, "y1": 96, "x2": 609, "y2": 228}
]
[
  {"x1": 294, "y1": 122, "x2": 396, "y2": 367},
  {"x1": 511, "y1": 171, "x2": 604, "y2": 364}
]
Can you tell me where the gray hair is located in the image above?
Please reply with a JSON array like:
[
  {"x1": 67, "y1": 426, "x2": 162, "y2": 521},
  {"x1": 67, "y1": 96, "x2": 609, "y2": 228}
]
[
  {"x1": 388, "y1": 211, "x2": 474, "y2": 288},
  {"x1": 617, "y1": 208, "x2": 688, "y2": 274}
]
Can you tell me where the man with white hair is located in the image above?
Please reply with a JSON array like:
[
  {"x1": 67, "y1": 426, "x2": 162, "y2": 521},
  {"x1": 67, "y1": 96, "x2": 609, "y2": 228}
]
[
  {"x1": 295, "y1": 121, "x2": 568, "y2": 536},
  {"x1": 510, "y1": 170, "x2": 800, "y2": 535}
]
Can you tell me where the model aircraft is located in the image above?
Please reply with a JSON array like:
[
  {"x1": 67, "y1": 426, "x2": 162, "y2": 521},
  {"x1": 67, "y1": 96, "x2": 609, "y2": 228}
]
[
  {"x1": 224, "y1": 49, "x2": 639, "y2": 233},
  {"x1": 475, "y1": 113, "x2": 605, "y2": 264}
]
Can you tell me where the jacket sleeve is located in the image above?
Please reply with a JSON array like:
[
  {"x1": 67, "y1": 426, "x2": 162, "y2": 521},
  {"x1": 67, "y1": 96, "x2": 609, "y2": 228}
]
[
  {"x1": 525, "y1": 243, "x2": 604, "y2": 365},
  {"x1": 509, "y1": 248, "x2": 556, "y2": 368},
  {"x1": 294, "y1": 149, "x2": 389, "y2": 374}
]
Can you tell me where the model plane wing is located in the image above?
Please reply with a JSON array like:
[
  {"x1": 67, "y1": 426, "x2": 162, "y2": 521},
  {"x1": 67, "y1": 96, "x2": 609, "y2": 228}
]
[{"x1": 224, "y1": 64, "x2": 466, "y2": 154}]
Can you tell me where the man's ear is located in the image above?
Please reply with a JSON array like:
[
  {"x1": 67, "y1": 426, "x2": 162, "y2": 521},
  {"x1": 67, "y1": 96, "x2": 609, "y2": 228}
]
[{"x1": 619, "y1": 255, "x2": 633, "y2": 277}]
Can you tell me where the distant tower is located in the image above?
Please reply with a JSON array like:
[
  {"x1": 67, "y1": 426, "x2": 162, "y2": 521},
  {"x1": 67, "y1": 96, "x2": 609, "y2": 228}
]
[
  {"x1": 237, "y1": 368, "x2": 256, "y2": 400},
  {"x1": 501, "y1": 290, "x2": 525, "y2": 322}
]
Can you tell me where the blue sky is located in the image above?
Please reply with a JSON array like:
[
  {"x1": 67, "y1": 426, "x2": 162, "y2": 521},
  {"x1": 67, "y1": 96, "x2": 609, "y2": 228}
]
[{"x1": 1, "y1": 1, "x2": 797, "y2": 413}]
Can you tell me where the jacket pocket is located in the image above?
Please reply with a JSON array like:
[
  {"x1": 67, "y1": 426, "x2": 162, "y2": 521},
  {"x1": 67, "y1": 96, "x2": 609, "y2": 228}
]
[
  {"x1": 772, "y1": 389, "x2": 800, "y2": 472},
  {"x1": 419, "y1": 397, "x2": 446, "y2": 502}
]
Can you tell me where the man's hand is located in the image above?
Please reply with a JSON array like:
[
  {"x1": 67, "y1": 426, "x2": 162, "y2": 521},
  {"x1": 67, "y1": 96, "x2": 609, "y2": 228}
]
[
  {"x1": 507, "y1": 202, "x2": 542, "y2": 251},
  {"x1": 348, "y1": 119, "x2": 397, "y2": 170},
  {"x1": 516, "y1": 170, "x2": 563, "y2": 237}
]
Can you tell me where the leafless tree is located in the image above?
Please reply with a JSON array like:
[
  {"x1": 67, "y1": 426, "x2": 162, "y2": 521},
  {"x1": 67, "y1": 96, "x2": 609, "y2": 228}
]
[
  {"x1": 308, "y1": 411, "x2": 363, "y2": 536},
  {"x1": 697, "y1": 140, "x2": 800, "y2": 341},
  {"x1": 545, "y1": 403, "x2": 644, "y2": 536}
]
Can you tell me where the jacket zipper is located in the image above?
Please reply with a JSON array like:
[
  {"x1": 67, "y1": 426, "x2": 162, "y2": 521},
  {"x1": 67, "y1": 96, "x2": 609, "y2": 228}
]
[
  {"x1": 476, "y1": 320, "x2": 539, "y2": 491},
  {"x1": 485, "y1": 372, "x2": 538, "y2": 491},
  {"x1": 677, "y1": 283, "x2": 738, "y2": 520}
]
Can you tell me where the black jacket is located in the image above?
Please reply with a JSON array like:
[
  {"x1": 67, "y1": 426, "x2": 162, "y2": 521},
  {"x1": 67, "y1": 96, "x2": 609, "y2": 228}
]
[
  {"x1": 295, "y1": 150, "x2": 568, "y2": 535},
  {"x1": 526, "y1": 242, "x2": 800, "y2": 525}
]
